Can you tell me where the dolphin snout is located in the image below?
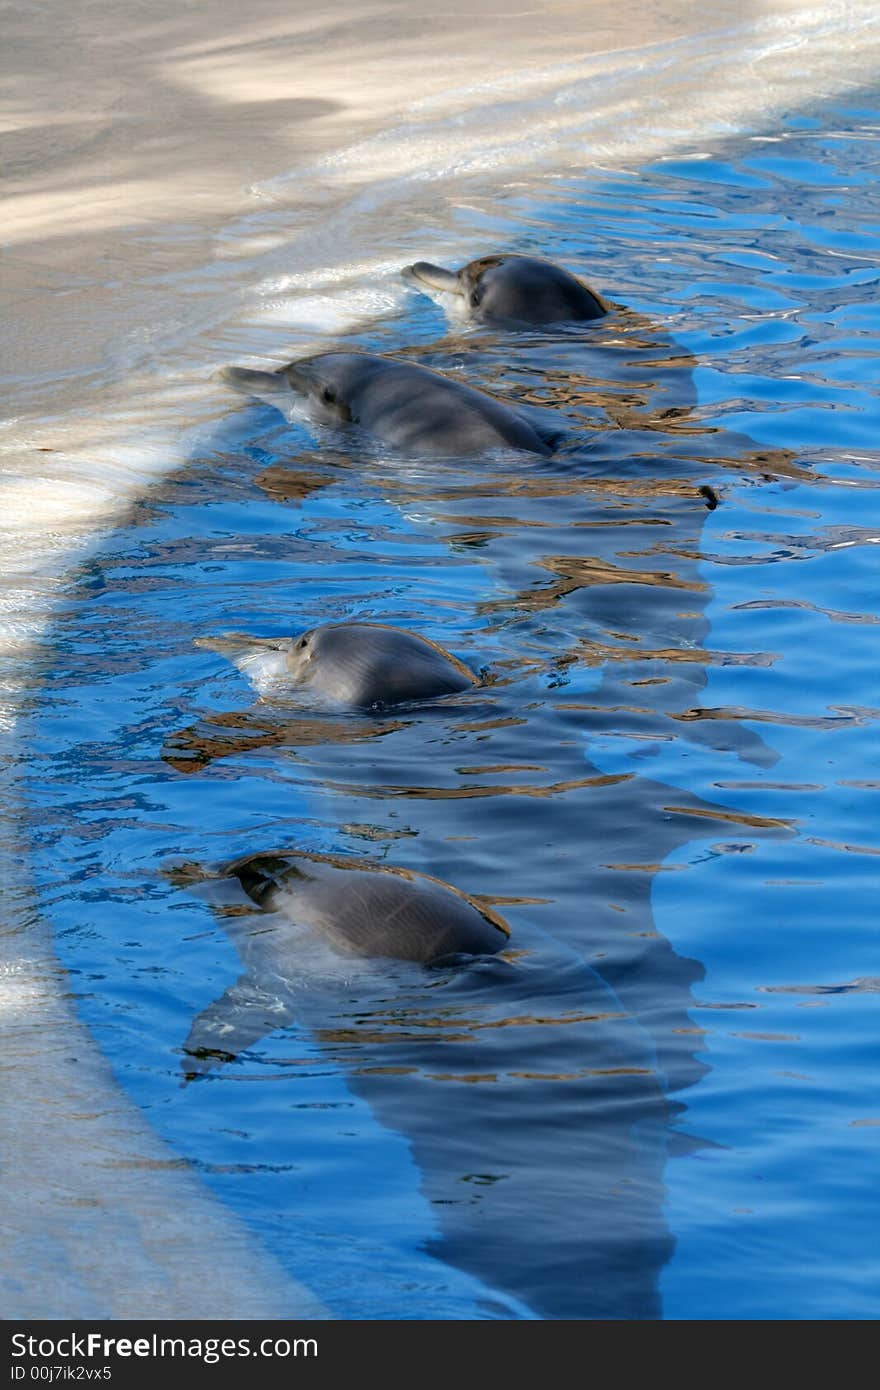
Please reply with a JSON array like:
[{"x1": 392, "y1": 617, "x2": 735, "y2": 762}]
[
  {"x1": 402, "y1": 261, "x2": 462, "y2": 294},
  {"x1": 218, "y1": 364, "x2": 291, "y2": 396}
]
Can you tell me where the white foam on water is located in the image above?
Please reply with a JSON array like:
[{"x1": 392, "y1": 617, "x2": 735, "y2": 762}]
[{"x1": 231, "y1": 644, "x2": 295, "y2": 694}]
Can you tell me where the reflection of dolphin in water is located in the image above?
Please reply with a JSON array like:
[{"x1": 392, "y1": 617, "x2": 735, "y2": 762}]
[
  {"x1": 160, "y1": 300, "x2": 798, "y2": 1317},
  {"x1": 397, "y1": 271, "x2": 809, "y2": 467},
  {"x1": 178, "y1": 851, "x2": 676, "y2": 1319},
  {"x1": 373, "y1": 302, "x2": 799, "y2": 768},
  {"x1": 212, "y1": 312, "x2": 796, "y2": 1075}
]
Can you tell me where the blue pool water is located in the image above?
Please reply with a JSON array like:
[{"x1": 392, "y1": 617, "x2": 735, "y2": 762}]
[{"x1": 24, "y1": 99, "x2": 880, "y2": 1318}]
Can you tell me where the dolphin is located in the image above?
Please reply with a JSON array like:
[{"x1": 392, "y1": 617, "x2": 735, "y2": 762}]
[
  {"x1": 194, "y1": 621, "x2": 478, "y2": 706},
  {"x1": 403, "y1": 253, "x2": 608, "y2": 326},
  {"x1": 181, "y1": 849, "x2": 510, "y2": 1066},
  {"x1": 220, "y1": 351, "x2": 553, "y2": 457},
  {"x1": 179, "y1": 851, "x2": 674, "y2": 1320}
]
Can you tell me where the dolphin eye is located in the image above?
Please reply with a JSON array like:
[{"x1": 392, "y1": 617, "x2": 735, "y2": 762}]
[{"x1": 321, "y1": 387, "x2": 337, "y2": 405}]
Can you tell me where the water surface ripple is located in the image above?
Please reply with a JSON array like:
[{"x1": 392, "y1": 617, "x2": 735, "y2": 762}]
[{"x1": 26, "y1": 101, "x2": 880, "y2": 1319}]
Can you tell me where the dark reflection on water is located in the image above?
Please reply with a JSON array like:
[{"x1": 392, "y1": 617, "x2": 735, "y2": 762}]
[
  {"x1": 177, "y1": 862, "x2": 674, "y2": 1317},
  {"x1": 29, "y1": 308, "x2": 784, "y2": 1318},
  {"x1": 29, "y1": 104, "x2": 880, "y2": 1317}
]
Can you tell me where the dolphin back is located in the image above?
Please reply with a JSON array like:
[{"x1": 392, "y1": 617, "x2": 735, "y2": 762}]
[
  {"x1": 349, "y1": 358, "x2": 552, "y2": 457},
  {"x1": 229, "y1": 851, "x2": 510, "y2": 963},
  {"x1": 307, "y1": 623, "x2": 476, "y2": 706}
]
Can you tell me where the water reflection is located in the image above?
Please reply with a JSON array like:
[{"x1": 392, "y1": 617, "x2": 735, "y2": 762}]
[
  {"x1": 30, "y1": 232, "x2": 796, "y2": 1319},
  {"x1": 21, "y1": 93, "x2": 880, "y2": 1320},
  {"x1": 189, "y1": 888, "x2": 675, "y2": 1318},
  {"x1": 165, "y1": 711, "x2": 411, "y2": 772},
  {"x1": 146, "y1": 304, "x2": 794, "y2": 1313}
]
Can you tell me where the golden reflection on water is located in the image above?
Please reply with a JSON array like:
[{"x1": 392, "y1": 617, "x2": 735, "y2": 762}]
[
  {"x1": 257, "y1": 459, "x2": 807, "y2": 508},
  {"x1": 252, "y1": 464, "x2": 338, "y2": 504},
  {"x1": 320, "y1": 772, "x2": 632, "y2": 801},
  {"x1": 439, "y1": 310, "x2": 706, "y2": 435},
  {"x1": 478, "y1": 552, "x2": 706, "y2": 617},
  {"x1": 315, "y1": 1009, "x2": 624, "y2": 1046},
  {"x1": 578, "y1": 638, "x2": 776, "y2": 667},
  {"x1": 346, "y1": 473, "x2": 718, "y2": 503},
  {"x1": 164, "y1": 710, "x2": 409, "y2": 772},
  {"x1": 672, "y1": 705, "x2": 864, "y2": 729},
  {"x1": 661, "y1": 803, "x2": 794, "y2": 832}
]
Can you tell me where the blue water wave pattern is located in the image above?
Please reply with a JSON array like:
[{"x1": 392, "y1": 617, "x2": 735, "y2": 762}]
[{"x1": 25, "y1": 100, "x2": 880, "y2": 1318}]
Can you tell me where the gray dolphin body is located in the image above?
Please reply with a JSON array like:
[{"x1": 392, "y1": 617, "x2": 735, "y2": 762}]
[
  {"x1": 221, "y1": 351, "x2": 552, "y2": 457},
  {"x1": 183, "y1": 851, "x2": 510, "y2": 1064},
  {"x1": 230, "y1": 851, "x2": 508, "y2": 961},
  {"x1": 403, "y1": 253, "x2": 608, "y2": 326},
  {"x1": 196, "y1": 621, "x2": 477, "y2": 706}
]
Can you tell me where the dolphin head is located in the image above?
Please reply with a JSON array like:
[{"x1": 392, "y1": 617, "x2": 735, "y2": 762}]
[
  {"x1": 230, "y1": 852, "x2": 312, "y2": 909},
  {"x1": 402, "y1": 256, "x2": 513, "y2": 315},
  {"x1": 194, "y1": 625, "x2": 334, "y2": 698},
  {"x1": 280, "y1": 352, "x2": 376, "y2": 426},
  {"x1": 404, "y1": 254, "x2": 607, "y2": 325},
  {"x1": 194, "y1": 631, "x2": 307, "y2": 696},
  {"x1": 284, "y1": 627, "x2": 319, "y2": 684},
  {"x1": 456, "y1": 255, "x2": 509, "y2": 314}
]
